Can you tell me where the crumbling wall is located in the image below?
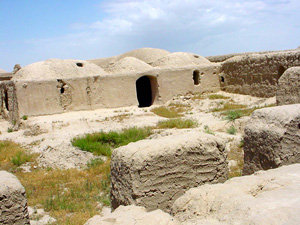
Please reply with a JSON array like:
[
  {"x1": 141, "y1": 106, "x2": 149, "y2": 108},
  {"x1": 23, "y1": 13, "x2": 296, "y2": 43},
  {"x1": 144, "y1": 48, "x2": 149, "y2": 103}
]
[
  {"x1": 276, "y1": 66, "x2": 300, "y2": 105},
  {"x1": 0, "y1": 171, "x2": 30, "y2": 225},
  {"x1": 0, "y1": 81, "x2": 19, "y2": 124},
  {"x1": 243, "y1": 104, "x2": 300, "y2": 175},
  {"x1": 220, "y1": 50, "x2": 300, "y2": 97},
  {"x1": 111, "y1": 131, "x2": 228, "y2": 213}
]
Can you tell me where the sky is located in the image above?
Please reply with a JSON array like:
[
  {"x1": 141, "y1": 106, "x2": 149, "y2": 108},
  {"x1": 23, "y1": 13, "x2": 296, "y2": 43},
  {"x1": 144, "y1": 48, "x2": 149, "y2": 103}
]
[{"x1": 0, "y1": 0, "x2": 300, "y2": 72}]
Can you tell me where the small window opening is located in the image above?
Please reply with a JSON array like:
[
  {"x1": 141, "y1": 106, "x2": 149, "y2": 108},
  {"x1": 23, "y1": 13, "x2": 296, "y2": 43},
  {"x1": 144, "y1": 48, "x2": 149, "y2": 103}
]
[
  {"x1": 298, "y1": 123, "x2": 300, "y2": 129},
  {"x1": 220, "y1": 76, "x2": 225, "y2": 83},
  {"x1": 4, "y1": 90, "x2": 9, "y2": 111},
  {"x1": 194, "y1": 55, "x2": 200, "y2": 58},
  {"x1": 76, "y1": 62, "x2": 84, "y2": 67},
  {"x1": 60, "y1": 87, "x2": 65, "y2": 94},
  {"x1": 193, "y1": 70, "x2": 200, "y2": 85},
  {"x1": 278, "y1": 65, "x2": 286, "y2": 78}
]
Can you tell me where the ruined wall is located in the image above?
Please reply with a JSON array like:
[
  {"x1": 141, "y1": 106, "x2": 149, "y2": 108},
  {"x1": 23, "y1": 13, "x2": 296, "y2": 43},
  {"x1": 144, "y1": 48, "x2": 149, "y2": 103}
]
[
  {"x1": 277, "y1": 66, "x2": 300, "y2": 105},
  {"x1": 220, "y1": 50, "x2": 300, "y2": 97},
  {"x1": 0, "y1": 81, "x2": 19, "y2": 124}
]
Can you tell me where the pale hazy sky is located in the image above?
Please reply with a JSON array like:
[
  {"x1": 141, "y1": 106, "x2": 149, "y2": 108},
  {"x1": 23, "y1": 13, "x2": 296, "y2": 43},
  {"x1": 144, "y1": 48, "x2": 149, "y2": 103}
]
[{"x1": 1, "y1": 0, "x2": 299, "y2": 71}]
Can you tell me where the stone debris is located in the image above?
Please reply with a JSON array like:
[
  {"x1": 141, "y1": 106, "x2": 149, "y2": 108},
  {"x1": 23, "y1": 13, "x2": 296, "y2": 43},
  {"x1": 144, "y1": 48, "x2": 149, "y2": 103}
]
[{"x1": 84, "y1": 205, "x2": 179, "y2": 225}]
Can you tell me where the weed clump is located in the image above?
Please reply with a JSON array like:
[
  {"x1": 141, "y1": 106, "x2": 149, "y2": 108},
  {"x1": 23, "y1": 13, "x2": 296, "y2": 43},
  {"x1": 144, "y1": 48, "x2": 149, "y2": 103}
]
[
  {"x1": 203, "y1": 125, "x2": 215, "y2": 135},
  {"x1": 208, "y1": 94, "x2": 230, "y2": 100},
  {"x1": 151, "y1": 106, "x2": 181, "y2": 118},
  {"x1": 72, "y1": 127, "x2": 152, "y2": 156},
  {"x1": 224, "y1": 110, "x2": 243, "y2": 121},
  {"x1": 227, "y1": 125, "x2": 237, "y2": 135},
  {"x1": 156, "y1": 118, "x2": 198, "y2": 129}
]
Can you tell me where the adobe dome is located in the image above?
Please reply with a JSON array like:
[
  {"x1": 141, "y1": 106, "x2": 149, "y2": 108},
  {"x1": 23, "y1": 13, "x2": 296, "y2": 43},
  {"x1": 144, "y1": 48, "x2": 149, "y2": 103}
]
[
  {"x1": 105, "y1": 57, "x2": 153, "y2": 74},
  {"x1": 118, "y1": 48, "x2": 170, "y2": 64},
  {"x1": 0, "y1": 68, "x2": 6, "y2": 73},
  {"x1": 13, "y1": 59, "x2": 106, "y2": 80},
  {"x1": 152, "y1": 52, "x2": 211, "y2": 68}
]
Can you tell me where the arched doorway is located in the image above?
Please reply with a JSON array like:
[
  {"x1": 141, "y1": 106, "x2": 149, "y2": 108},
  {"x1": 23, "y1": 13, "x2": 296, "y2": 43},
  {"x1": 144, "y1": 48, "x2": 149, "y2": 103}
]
[{"x1": 136, "y1": 76, "x2": 157, "y2": 107}]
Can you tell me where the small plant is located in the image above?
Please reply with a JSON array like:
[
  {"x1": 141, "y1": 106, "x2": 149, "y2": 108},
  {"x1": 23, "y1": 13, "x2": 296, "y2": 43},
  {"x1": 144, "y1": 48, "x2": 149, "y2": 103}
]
[
  {"x1": 208, "y1": 94, "x2": 230, "y2": 100},
  {"x1": 156, "y1": 118, "x2": 198, "y2": 129},
  {"x1": 239, "y1": 138, "x2": 244, "y2": 148},
  {"x1": 227, "y1": 125, "x2": 237, "y2": 135},
  {"x1": 11, "y1": 151, "x2": 33, "y2": 166},
  {"x1": 203, "y1": 125, "x2": 215, "y2": 135},
  {"x1": 7, "y1": 127, "x2": 13, "y2": 133},
  {"x1": 224, "y1": 110, "x2": 243, "y2": 121},
  {"x1": 212, "y1": 103, "x2": 246, "y2": 112},
  {"x1": 22, "y1": 115, "x2": 28, "y2": 120},
  {"x1": 86, "y1": 158, "x2": 104, "y2": 169},
  {"x1": 151, "y1": 106, "x2": 181, "y2": 118}
]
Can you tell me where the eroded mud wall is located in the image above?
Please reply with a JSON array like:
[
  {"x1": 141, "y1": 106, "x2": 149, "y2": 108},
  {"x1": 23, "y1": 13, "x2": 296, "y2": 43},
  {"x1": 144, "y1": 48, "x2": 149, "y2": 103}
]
[
  {"x1": 0, "y1": 81, "x2": 19, "y2": 124},
  {"x1": 220, "y1": 50, "x2": 300, "y2": 97},
  {"x1": 158, "y1": 64, "x2": 221, "y2": 102}
]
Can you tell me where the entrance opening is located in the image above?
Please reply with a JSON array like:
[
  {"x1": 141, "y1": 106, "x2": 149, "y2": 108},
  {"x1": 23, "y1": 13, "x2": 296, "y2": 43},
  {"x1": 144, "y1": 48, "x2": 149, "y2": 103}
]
[
  {"x1": 136, "y1": 76, "x2": 156, "y2": 107},
  {"x1": 193, "y1": 70, "x2": 200, "y2": 85},
  {"x1": 4, "y1": 89, "x2": 9, "y2": 111}
]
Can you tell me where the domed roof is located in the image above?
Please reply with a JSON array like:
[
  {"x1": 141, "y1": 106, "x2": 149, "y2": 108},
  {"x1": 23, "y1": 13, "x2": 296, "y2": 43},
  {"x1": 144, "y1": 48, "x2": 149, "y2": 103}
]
[
  {"x1": 105, "y1": 57, "x2": 153, "y2": 74},
  {"x1": 152, "y1": 52, "x2": 212, "y2": 68},
  {"x1": 13, "y1": 59, "x2": 106, "y2": 80},
  {"x1": 0, "y1": 68, "x2": 6, "y2": 73},
  {"x1": 118, "y1": 48, "x2": 170, "y2": 64}
]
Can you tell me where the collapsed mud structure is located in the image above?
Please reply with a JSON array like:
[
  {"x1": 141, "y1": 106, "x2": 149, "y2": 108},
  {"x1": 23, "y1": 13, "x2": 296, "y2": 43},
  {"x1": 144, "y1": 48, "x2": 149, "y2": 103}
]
[{"x1": 1, "y1": 48, "x2": 300, "y2": 125}]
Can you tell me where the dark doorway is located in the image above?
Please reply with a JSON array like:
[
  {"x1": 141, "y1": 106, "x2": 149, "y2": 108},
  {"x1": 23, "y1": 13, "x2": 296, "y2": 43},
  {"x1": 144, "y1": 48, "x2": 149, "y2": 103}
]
[
  {"x1": 193, "y1": 70, "x2": 200, "y2": 85},
  {"x1": 136, "y1": 76, "x2": 153, "y2": 107}
]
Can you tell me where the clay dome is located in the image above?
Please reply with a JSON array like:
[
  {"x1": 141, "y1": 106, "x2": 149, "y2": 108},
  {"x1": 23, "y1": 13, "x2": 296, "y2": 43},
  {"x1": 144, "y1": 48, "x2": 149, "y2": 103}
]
[
  {"x1": 105, "y1": 57, "x2": 153, "y2": 74},
  {"x1": 13, "y1": 59, "x2": 106, "y2": 80},
  {"x1": 118, "y1": 48, "x2": 170, "y2": 64},
  {"x1": 0, "y1": 68, "x2": 6, "y2": 73},
  {"x1": 152, "y1": 52, "x2": 211, "y2": 68}
]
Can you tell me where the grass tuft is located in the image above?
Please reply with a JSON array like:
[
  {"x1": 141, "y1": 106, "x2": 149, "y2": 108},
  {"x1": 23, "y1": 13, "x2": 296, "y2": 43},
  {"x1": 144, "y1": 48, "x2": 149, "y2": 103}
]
[
  {"x1": 224, "y1": 110, "x2": 243, "y2": 121},
  {"x1": 208, "y1": 94, "x2": 230, "y2": 100},
  {"x1": 72, "y1": 127, "x2": 152, "y2": 156},
  {"x1": 151, "y1": 106, "x2": 181, "y2": 118},
  {"x1": 156, "y1": 118, "x2": 198, "y2": 129},
  {"x1": 226, "y1": 125, "x2": 237, "y2": 135},
  {"x1": 212, "y1": 103, "x2": 247, "y2": 112},
  {"x1": 203, "y1": 125, "x2": 215, "y2": 135}
]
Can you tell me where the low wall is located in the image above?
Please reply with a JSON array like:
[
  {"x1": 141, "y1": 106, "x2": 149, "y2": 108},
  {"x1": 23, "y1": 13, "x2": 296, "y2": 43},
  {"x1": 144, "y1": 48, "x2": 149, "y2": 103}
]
[{"x1": 220, "y1": 50, "x2": 300, "y2": 97}]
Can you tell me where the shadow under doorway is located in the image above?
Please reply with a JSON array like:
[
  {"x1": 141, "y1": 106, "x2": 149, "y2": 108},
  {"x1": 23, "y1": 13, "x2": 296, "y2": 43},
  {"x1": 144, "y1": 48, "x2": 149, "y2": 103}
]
[{"x1": 136, "y1": 76, "x2": 153, "y2": 107}]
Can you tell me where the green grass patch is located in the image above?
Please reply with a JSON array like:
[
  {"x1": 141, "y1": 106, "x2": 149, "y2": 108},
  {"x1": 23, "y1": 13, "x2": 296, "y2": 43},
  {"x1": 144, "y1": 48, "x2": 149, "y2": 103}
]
[
  {"x1": 151, "y1": 106, "x2": 182, "y2": 118},
  {"x1": 156, "y1": 118, "x2": 198, "y2": 129},
  {"x1": 223, "y1": 110, "x2": 243, "y2": 121},
  {"x1": 72, "y1": 127, "x2": 152, "y2": 156},
  {"x1": 208, "y1": 94, "x2": 230, "y2": 100},
  {"x1": 212, "y1": 103, "x2": 247, "y2": 112}
]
